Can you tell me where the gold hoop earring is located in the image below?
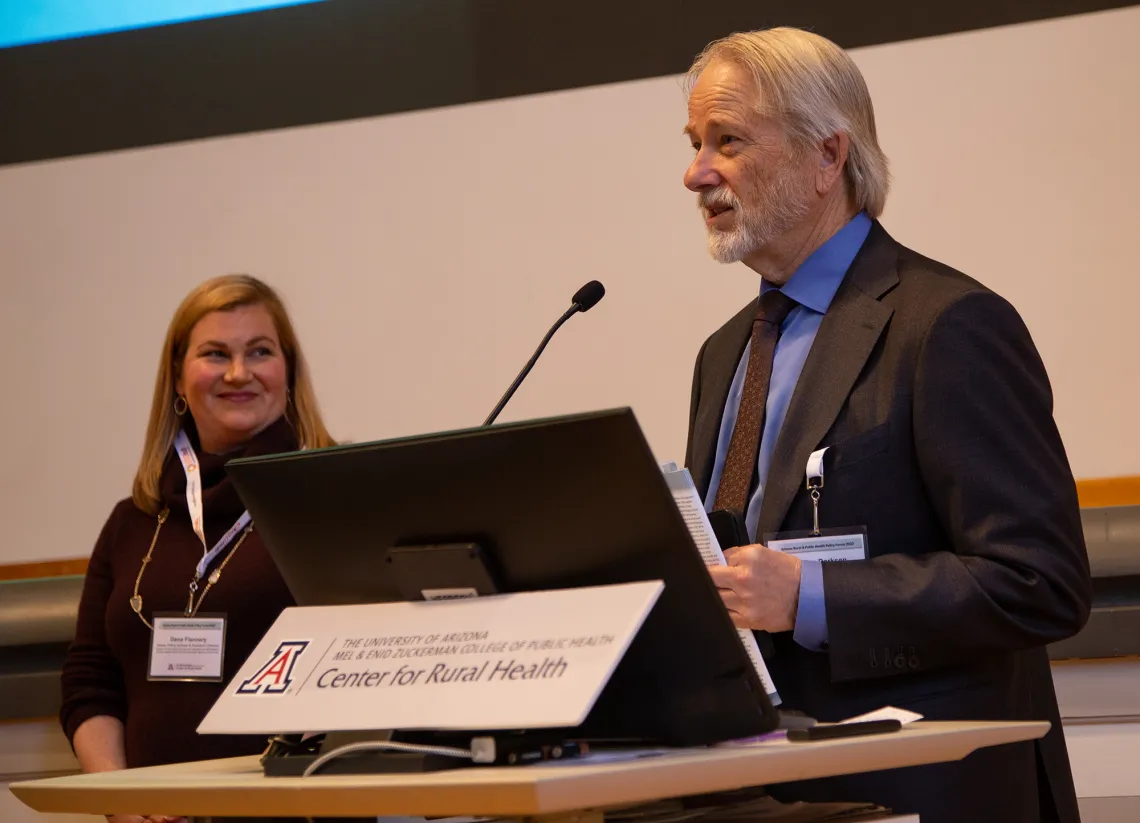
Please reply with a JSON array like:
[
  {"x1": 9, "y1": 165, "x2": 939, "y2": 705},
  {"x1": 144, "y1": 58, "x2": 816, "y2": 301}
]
[{"x1": 173, "y1": 396, "x2": 188, "y2": 416}]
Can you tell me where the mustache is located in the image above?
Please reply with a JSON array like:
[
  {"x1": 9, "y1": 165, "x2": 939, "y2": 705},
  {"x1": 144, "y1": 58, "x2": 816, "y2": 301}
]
[{"x1": 698, "y1": 187, "x2": 740, "y2": 212}]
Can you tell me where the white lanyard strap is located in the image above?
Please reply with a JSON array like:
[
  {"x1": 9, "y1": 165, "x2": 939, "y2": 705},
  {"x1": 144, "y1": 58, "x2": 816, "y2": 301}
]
[
  {"x1": 806, "y1": 447, "x2": 828, "y2": 535},
  {"x1": 806, "y1": 447, "x2": 828, "y2": 490},
  {"x1": 174, "y1": 430, "x2": 252, "y2": 581}
]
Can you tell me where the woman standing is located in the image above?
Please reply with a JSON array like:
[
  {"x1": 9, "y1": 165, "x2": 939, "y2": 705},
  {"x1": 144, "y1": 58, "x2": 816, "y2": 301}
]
[{"x1": 61, "y1": 275, "x2": 335, "y2": 822}]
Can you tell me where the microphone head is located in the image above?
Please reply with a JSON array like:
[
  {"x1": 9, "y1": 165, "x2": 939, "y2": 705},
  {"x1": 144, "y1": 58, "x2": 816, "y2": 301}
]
[{"x1": 571, "y1": 280, "x2": 606, "y2": 312}]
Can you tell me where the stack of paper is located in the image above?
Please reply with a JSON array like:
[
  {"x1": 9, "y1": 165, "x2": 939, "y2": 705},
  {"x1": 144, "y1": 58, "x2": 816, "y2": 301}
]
[{"x1": 661, "y1": 465, "x2": 781, "y2": 705}]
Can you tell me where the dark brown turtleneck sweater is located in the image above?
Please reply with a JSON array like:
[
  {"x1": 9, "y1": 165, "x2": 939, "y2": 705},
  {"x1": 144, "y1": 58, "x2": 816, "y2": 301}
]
[{"x1": 60, "y1": 416, "x2": 298, "y2": 768}]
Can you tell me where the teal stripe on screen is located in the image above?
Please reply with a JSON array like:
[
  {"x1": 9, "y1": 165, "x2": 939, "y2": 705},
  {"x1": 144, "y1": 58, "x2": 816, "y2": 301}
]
[{"x1": 0, "y1": 0, "x2": 324, "y2": 49}]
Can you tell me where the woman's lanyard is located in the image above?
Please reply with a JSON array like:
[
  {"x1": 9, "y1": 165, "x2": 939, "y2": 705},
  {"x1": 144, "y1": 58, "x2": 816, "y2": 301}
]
[
  {"x1": 173, "y1": 430, "x2": 252, "y2": 586},
  {"x1": 130, "y1": 432, "x2": 254, "y2": 628}
]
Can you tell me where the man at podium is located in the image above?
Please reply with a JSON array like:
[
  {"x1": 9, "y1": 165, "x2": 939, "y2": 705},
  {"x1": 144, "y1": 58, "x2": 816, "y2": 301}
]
[{"x1": 679, "y1": 27, "x2": 1092, "y2": 823}]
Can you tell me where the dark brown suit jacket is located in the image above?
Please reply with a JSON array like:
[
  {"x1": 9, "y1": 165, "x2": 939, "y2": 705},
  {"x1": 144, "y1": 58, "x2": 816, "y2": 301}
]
[{"x1": 685, "y1": 222, "x2": 1091, "y2": 823}]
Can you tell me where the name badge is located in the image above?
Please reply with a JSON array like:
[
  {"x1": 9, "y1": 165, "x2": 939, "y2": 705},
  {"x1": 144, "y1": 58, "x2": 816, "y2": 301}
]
[
  {"x1": 762, "y1": 447, "x2": 868, "y2": 562},
  {"x1": 148, "y1": 613, "x2": 227, "y2": 682},
  {"x1": 763, "y1": 527, "x2": 868, "y2": 561}
]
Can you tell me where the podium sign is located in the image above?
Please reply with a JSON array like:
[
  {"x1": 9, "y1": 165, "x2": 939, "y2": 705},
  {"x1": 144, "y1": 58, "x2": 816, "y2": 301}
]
[{"x1": 199, "y1": 581, "x2": 663, "y2": 735}]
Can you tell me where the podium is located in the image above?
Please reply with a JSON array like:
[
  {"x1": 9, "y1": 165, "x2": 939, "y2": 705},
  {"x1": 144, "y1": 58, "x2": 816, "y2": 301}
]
[{"x1": 10, "y1": 720, "x2": 1046, "y2": 821}]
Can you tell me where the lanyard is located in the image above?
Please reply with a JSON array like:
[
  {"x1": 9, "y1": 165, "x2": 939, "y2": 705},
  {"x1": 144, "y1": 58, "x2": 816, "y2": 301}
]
[
  {"x1": 173, "y1": 430, "x2": 252, "y2": 582},
  {"x1": 805, "y1": 447, "x2": 828, "y2": 535}
]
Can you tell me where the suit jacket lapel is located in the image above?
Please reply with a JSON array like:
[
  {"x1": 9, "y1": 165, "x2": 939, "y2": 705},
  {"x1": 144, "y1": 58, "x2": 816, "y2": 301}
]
[
  {"x1": 757, "y1": 223, "x2": 900, "y2": 536},
  {"x1": 689, "y1": 300, "x2": 755, "y2": 497}
]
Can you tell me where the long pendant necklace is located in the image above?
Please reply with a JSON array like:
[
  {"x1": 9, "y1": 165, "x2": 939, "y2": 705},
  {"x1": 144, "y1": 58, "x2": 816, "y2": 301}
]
[{"x1": 129, "y1": 508, "x2": 254, "y2": 629}]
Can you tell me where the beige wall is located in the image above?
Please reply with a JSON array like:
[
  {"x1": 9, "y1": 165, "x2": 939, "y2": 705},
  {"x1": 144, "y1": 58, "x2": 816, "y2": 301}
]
[{"x1": 1, "y1": 7, "x2": 1138, "y2": 565}]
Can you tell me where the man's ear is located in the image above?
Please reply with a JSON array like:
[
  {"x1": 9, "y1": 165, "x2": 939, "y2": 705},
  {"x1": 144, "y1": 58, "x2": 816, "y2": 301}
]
[{"x1": 817, "y1": 131, "x2": 850, "y2": 196}]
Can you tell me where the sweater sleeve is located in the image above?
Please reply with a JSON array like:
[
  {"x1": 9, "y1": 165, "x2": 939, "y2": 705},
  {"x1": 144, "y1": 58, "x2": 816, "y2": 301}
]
[{"x1": 60, "y1": 503, "x2": 131, "y2": 744}]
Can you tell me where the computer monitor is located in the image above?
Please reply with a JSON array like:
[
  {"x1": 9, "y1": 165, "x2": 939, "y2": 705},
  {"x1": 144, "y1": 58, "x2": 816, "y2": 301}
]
[{"x1": 224, "y1": 408, "x2": 778, "y2": 747}]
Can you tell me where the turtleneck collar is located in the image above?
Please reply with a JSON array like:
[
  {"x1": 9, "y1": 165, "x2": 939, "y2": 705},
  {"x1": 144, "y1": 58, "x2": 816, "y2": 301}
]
[{"x1": 158, "y1": 414, "x2": 299, "y2": 536}]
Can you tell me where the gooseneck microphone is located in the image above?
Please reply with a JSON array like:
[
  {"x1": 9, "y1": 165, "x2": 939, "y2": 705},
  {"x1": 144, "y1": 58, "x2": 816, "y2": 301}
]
[{"x1": 482, "y1": 280, "x2": 606, "y2": 426}]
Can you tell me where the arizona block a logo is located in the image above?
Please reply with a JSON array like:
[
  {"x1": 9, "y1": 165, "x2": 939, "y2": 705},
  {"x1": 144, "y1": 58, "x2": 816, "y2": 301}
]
[{"x1": 237, "y1": 640, "x2": 309, "y2": 694}]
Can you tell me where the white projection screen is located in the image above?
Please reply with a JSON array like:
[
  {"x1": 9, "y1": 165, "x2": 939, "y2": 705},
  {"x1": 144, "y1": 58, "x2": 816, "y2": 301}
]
[{"x1": 1, "y1": 6, "x2": 1138, "y2": 564}]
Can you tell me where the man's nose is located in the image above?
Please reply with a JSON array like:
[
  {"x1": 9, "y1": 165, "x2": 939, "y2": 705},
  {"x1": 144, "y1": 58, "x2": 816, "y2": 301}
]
[{"x1": 684, "y1": 151, "x2": 722, "y2": 192}]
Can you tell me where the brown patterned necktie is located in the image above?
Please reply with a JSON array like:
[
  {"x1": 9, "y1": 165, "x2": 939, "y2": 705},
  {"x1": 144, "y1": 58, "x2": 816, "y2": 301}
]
[{"x1": 712, "y1": 289, "x2": 800, "y2": 515}]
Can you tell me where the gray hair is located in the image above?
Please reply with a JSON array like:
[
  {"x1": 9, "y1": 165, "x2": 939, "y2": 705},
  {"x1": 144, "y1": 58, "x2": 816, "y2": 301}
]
[{"x1": 686, "y1": 28, "x2": 890, "y2": 218}]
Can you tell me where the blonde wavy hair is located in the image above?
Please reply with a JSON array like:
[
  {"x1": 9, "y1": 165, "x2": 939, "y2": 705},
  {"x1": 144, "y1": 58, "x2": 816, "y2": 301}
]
[
  {"x1": 686, "y1": 27, "x2": 891, "y2": 218},
  {"x1": 132, "y1": 274, "x2": 335, "y2": 514}
]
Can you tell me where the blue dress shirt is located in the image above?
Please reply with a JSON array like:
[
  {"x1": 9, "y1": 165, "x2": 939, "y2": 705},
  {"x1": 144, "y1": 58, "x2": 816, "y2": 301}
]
[{"x1": 704, "y1": 212, "x2": 872, "y2": 652}]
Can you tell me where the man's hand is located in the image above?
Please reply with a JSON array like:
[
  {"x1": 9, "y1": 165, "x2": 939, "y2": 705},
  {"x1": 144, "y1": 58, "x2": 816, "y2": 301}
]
[{"x1": 708, "y1": 544, "x2": 802, "y2": 632}]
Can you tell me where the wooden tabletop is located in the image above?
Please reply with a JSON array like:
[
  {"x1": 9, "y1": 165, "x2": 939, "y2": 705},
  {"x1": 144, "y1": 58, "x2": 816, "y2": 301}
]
[{"x1": 10, "y1": 720, "x2": 1048, "y2": 819}]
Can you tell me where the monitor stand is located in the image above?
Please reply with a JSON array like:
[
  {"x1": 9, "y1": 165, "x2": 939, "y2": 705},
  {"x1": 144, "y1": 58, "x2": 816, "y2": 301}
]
[
  {"x1": 387, "y1": 541, "x2": 504, "y2": 601},
  {"x1": 261, "y1": 729, "x2": 471, "y2": 776}
]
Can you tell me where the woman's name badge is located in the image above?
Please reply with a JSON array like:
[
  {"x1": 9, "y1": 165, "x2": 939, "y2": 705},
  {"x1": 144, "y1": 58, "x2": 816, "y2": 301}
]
[
  {"x1": 762, "y1": 447, "x2": 868, "y2": 562},
  {"x1": 147, "y1": 613, "x2": 227, "y2": 682}
]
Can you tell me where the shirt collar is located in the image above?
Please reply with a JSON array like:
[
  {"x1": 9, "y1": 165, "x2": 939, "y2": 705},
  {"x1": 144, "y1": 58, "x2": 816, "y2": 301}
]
[{"x1": 760, "y1": 212, "x2": 872, "y2": 314}]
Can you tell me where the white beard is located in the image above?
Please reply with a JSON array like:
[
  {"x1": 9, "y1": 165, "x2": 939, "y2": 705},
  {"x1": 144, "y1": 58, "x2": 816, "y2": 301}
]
[{"x1": 700, "y1": 167, "x2": 811, "y2": 264}]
